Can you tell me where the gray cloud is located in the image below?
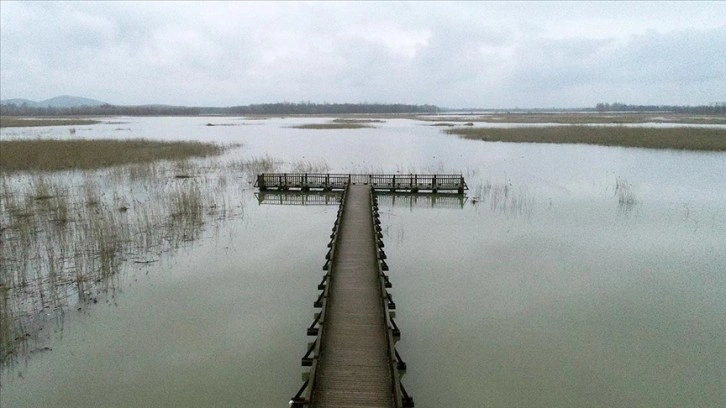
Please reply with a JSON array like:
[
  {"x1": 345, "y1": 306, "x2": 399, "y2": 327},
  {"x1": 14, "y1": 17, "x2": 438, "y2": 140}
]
[{"x1": 1, "y1": 1, "x2": 724, "y2": 108}]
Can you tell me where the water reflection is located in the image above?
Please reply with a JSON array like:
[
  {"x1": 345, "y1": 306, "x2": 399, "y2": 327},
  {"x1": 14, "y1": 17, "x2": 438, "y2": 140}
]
[
  {"x1": 256, "y1": 190, "x2": 467, "y2": 209},
  {"x1": 377, "y1": 193, "x2": 467, "y2": 209},
  {"x1": 255, "y1": 191, "x2": 342, "y2": 206}
]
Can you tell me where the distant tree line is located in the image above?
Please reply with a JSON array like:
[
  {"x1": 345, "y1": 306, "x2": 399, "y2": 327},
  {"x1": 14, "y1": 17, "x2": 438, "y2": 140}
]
[
  {"x1": 595, "y1": 102, "x2": 726, "y2": 115},
  {"x1": 0, "y1": 103, "x2": 202, "y2": 116},
  {"x1": 216, "y1": 102, "x2": 440, "y2": 115},
  {"x1": 0, "y1": 102, "x2": 440, "y2": 116}
]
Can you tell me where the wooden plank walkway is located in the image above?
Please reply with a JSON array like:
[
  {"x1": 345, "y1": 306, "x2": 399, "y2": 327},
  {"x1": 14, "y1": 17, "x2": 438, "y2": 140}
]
[{"x1": 311, "y1": 184, "x2": 393, "y2": 407}]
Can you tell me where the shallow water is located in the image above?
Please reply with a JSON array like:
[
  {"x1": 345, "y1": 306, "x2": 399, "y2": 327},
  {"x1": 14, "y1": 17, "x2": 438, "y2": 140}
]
[{"x1": 1, "y1": 117, "x2": 725, "y2": 407}]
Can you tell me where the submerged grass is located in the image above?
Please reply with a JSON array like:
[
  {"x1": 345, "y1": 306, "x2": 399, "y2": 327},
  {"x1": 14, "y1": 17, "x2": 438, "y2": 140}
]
[
  {"x1": 470, "y1": 179, "x2": 535, "y2": 218},
  {"x1": 0, "y1": 154, "x2": 256, "y2": 367},
  {"x1": 0, "y1": 138, "x2": 225, "y2": 172},
  {"x1": 447, "y1": 126, "x2": 726, "y2": 151}
]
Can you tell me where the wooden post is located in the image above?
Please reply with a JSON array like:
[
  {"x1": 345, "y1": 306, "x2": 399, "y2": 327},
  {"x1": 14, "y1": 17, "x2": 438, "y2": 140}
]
[{"x1": 258, "y1": 174, "x2": 267, "y2": 191}]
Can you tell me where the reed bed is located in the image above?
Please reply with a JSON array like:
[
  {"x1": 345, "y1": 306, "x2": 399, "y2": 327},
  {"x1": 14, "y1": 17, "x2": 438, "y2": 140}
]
[
  {"x1": 0, "y1": 138, "x2": 225, "y2": 172},
  {"x1": 290, "y1": 123, "x2": 373, "y2": 129},
  {"x1": 332, "y1": 118, "x2": 385, "y2": 124},
  {"x1": 446, "y1": 126, "x2": 726, "y2": 151},
  {"x1": 0, "y1": 117, "x2": 101, "y2": 128},
  {"x1": 420, "y1": 113, "x2": 726, "y2": 125}
]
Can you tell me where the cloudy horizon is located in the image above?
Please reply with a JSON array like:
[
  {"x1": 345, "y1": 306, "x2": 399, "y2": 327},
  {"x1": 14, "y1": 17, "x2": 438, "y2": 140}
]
[{"x1": 1, "y1": 1, "x2": 724, "y2": 109}]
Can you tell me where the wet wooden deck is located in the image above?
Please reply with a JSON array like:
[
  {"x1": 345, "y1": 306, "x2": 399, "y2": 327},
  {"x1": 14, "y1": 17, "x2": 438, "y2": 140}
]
[{"x1": 311, "y1": 184, "x2": 393, "y2": 407}]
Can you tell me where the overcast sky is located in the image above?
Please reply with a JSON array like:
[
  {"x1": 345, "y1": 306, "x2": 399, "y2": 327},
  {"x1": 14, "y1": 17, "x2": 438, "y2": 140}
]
[{"x1": 1, "y1": 1, "x2": 725, "y2": 108}]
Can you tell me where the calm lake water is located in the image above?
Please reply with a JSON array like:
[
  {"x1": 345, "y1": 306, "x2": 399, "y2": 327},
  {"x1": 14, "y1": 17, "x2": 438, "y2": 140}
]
[{"x1": 1, "y1": 117, "x2": 725, "y2": 407}]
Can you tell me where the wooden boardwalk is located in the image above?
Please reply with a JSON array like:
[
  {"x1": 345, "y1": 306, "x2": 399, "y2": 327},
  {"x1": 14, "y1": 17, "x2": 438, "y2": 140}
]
[
  {"x1": 291, "y1": 184, "x2": 413, "y2": 407},
  {"x1": 313, "y1": 184, "x2": 392, "y2": 407}
]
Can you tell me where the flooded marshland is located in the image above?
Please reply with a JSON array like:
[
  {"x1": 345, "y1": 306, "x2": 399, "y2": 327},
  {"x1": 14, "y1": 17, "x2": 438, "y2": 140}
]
[{"x1": 1, "y1": 117, "x2": 725, "y2": 407}]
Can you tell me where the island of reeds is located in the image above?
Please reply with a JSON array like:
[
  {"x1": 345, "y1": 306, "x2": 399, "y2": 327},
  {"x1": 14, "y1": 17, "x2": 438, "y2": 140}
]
[
  {"x1": 445, "y1": 126, "x2": 726, "y2": 151},
  {"x1": 291, "y1": 122, "x2": 374, "y2": 130},
  {"x1": 0, "y1": 138, "x2": 226, "y2": 172}
]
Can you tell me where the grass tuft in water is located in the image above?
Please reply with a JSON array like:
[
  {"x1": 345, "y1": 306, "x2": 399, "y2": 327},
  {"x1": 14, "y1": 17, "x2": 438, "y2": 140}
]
[{"x1": 614, "y1": 177, "x2": 638, "y2": 214}]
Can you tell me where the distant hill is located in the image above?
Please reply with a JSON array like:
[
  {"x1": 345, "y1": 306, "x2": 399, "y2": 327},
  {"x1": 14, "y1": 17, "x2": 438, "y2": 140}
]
[
  {"x1": 1, "y1": 98, "x2": 38, "y2": 107},
  {"x1": 0, "y1": 95, "x2": 107, "y2": 108}
]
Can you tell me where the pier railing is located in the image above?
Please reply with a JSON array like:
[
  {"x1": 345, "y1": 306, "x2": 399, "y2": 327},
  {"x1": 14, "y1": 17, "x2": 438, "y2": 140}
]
[
  {"x1": 256, "y1": 173, "x2": 466, "y2": 194},
  {"x1": 370, "y1": 190, "x2": 414, "y2": 408}
]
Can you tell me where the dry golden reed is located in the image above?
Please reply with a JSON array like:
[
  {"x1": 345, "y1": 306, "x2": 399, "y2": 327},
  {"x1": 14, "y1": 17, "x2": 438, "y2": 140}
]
[{"x1": 0, "y1": 138, "x2": 224, "y2": 172}]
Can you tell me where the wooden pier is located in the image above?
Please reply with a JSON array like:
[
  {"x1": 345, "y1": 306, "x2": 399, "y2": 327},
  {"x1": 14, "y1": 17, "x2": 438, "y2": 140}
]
[
  {"x1": 256, "y1": 173, "x2": 467, "y2": 194},
  {"x1": 290, "y1": 184, "x2": 413, "y2": 407}
]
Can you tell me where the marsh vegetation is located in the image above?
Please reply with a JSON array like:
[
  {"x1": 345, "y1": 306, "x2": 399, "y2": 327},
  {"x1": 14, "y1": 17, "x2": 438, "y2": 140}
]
[
  {"x1": 0, "y1": 117, "x2": 101, "y2": 128},
  {"x1": 291, "y1": 122, "x2": 374, "y2": 130},
  {"x1": 470, "y1": 179, "x2": 535, "y2": 218},
  {"x1": 420, "y1": 112, "x2": 726, "y2": 125},
  {"x1": 0, "y1": 138, "x2": 227, "y2": 172},
  {"x1": 0, "y1": 135, "x2": 341, "y2": 367},
  {"x1": 0, "y1": 161, "x2": 240, "y2": 366},
  {"x1": 332, "y1": 118, "x2": 386, "y2": 124},
  {"x1": 446, "y1": 126, "x2": 726, "y2": 151}
]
